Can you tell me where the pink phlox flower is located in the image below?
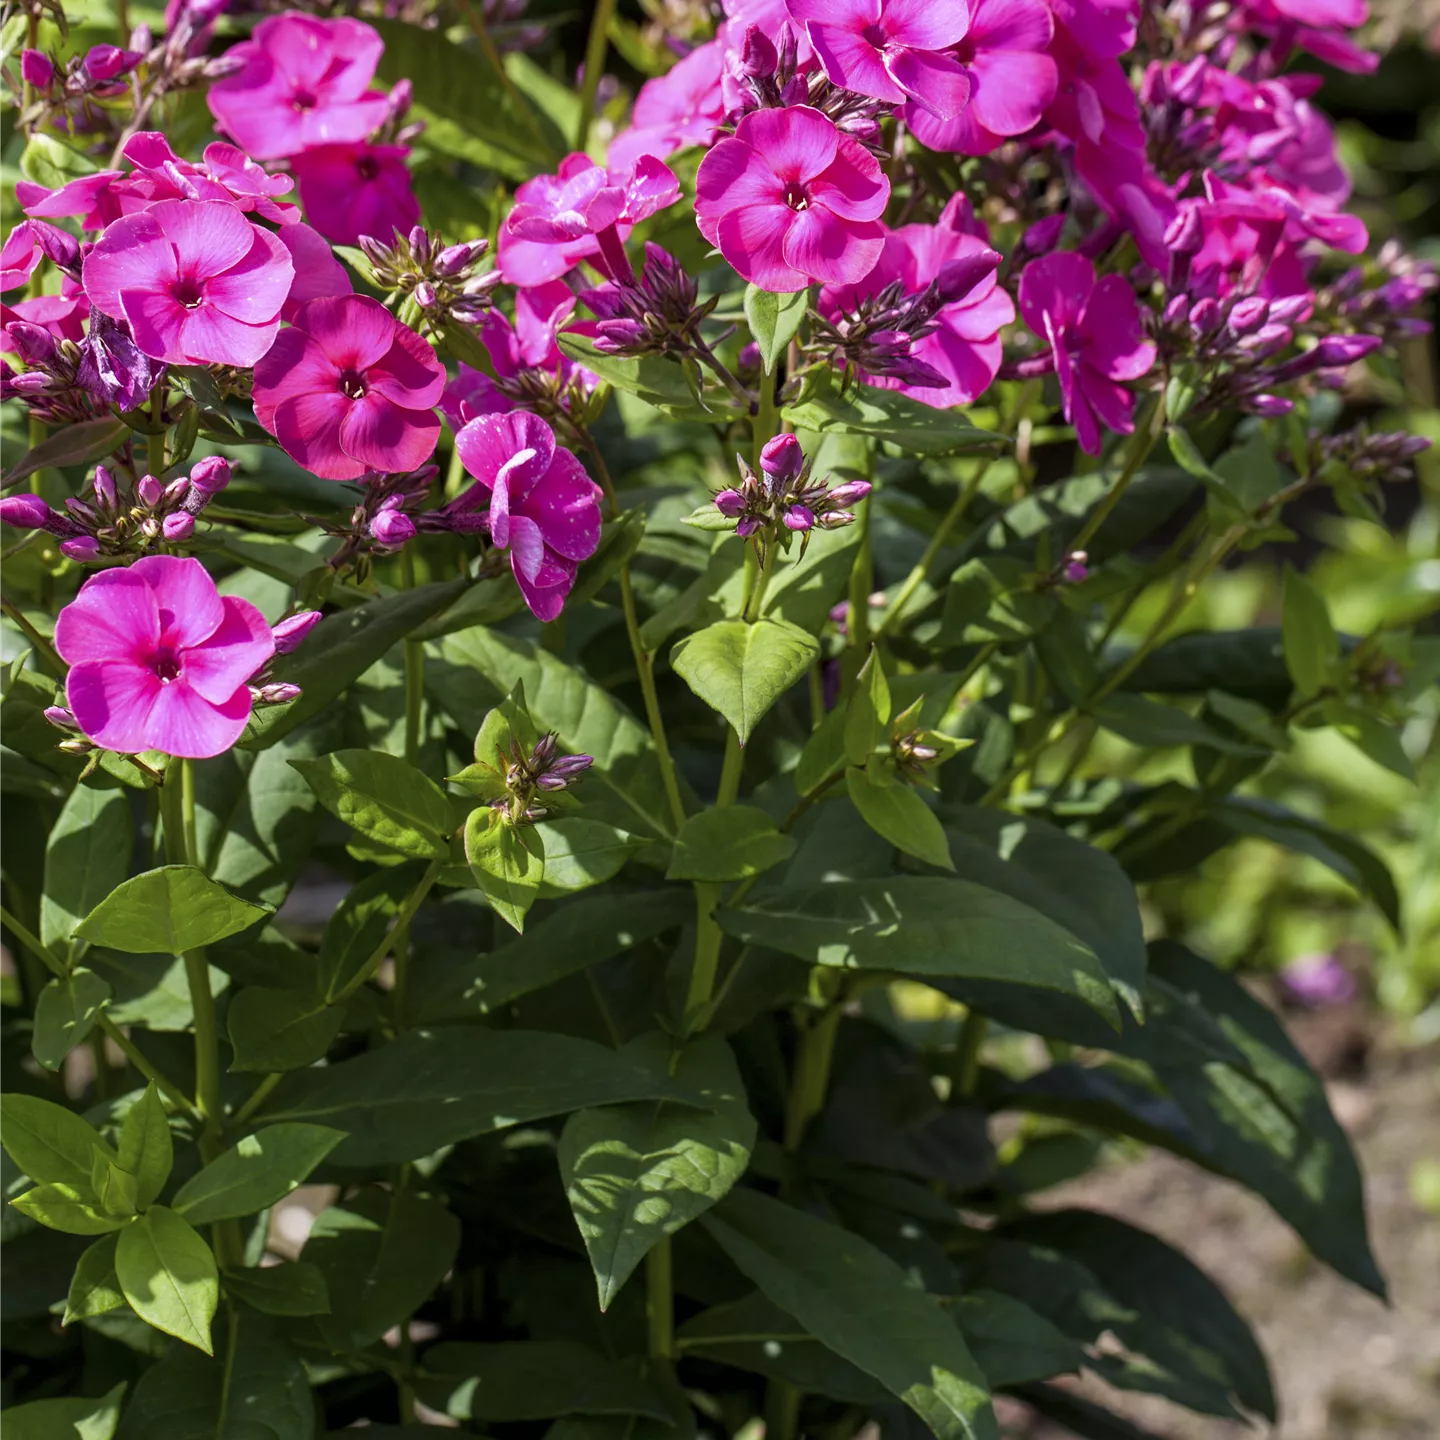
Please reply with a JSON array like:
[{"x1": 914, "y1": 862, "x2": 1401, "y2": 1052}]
[
  {"x1": 446, "y1": 411, "x2": 604, "y2": 622},
  {"x1": 275, "y1": 222, "x2": 352, "y2": 323},
  {"x1": 695, "y1": 105, "x2": 889, "y2": 292},
  {"x1": 82, "y1": 199, "x2": 293, "y2": 367},
  {"x1": 1232, "y1": 0, "x2": 1378, "y2": 74},
  {"x1": 786, "y1": 0, "x2": 972, "y2": 119},
  {"x1": 904, "y1": 0, "x2": 1058, "y2": 155},
  {"x1": 1, "y1": 223, "x2": 44, "y2": 292},
  {"x1": 291, "y1": 143, "x2": 420, "y2": 249},
  {"x1": 821, "y1": 194, "x2": 1013, "y2": 407},
  {"x1": 1047, "y1": 0, "x2": 1138, "y2": 59},
  {"x1": 251, "y1": 294, "x2": 446, "y2": 481},
  {"x1": 206, "y1": 13, "x2": 392, "y2": 160},
  {"x1": 499, "y1": 154, "x2": 681, "y2": 286},
  {"x1": 55, "y1": 555, "x2": 274, "y2": 759},
  {"x1": 119, "y1": 133, "x2": 300, "y2": 225},
  {"x1": 16, "y1": 172, "x2": 129, "y2": 231},
  {"x1": 440, "y1": 282, "x2": 593, "y2": 430},
  {"x1": 725, "y1": 0, "x2": 815, "y2": 60},
  {"x1": 1018, "y1": 251, "x2": 1156, "y2": 456},
  {"x1": 1, "y1": 278, "x2": 89, "y2": 355},
  {"x1": 1202, "y1": 170, "x2": 1367, "y2": 257},
  {"x1": 607, "y1": 39, "x2": 728, "y2": 169}
]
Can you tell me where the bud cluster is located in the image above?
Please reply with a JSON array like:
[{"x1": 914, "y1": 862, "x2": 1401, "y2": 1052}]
[
  {"x1": 490, "y1": 732, "x2": 594, "y2": 826},
  {"x1": 1312, "y1": 425, "x2": 1431, "y2": 488},
  {"x1": 18, "y1": 40, "x2": 144, "y2": 131},
  {"x1": 583, "y1": 243, "x2": 720, "y2": 358},
  {"x1": 1313, "y1": 244, "x2": 1438, "y2": 349},
  {"x1": 360, "y1": 226, "x2": 500, "y2": 333},
  {"x1": 244, "y1": 610, "x2": 322, "y2": 708},
  {"x1": 2, "y1": 306, "x2": 161, "y2": 422},
  {"x1": 320, "y1": 464, "x2": 439, "y2": 571},
  {"x1": 0, "y1": 457, "x2": 231, "y2": 563},
  {"x1": 713, "y1": 434, "x2": 871, "y2": 556}
]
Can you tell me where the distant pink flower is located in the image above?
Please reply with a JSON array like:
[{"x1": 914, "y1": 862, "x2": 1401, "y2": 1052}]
[
  {"x1": 904, "y1": 0, "x2": 1058, "y2": 153},
  {"x1": 1, "y1": 279, "x2": 89, "y2": 354},
  {"x1": 16, "y1": 172, "x2": 127, "y2": 231},
  {"x1": 275, "y1": 221, "x2": 352, "y2": 322},
  {"x1": 121, "y1": 132, "x2": 299, "y2": 225},
  {"x1": 787, "y1": 0, "x2": 972, "y2": 118},
  {"x1": 251, "y1": 295, "x2": 446, "y2": 481},
  {"x1": 206, "y1": 13, "x2": 391, "y2": 160},
  {"x1": 724, "y1": 0, "x2": 814, "y2": 60},
  {"x1": 445, "y1": 411, "x2": 603, "y2": 621},
  {"x1": 696, "y1": 106, "x2": 889, "y2": 292},
  {"x1": 822, "y1": 196, "x2": 1013, "y2": 406},
  {"x1": 291, "y1": 143, "x2": 420, "y2": 249},
  {"x1": 499, "y1": 153, "x2": 681, "y2": 286},
  {"x1": 440, "y1": 282, "x2": 592, "y2": 429},
  {"x1": 1018, "y1": 252, "x2": 1156, "y2": 455},
  {"x1": 55, "y1": 555, "x2": 274, "y2": 759},
  {"x1": 82, "y1": 199, "x2": 293, "y2": 366},
  {"x1": 607, "y1": 39, "x2": 727, "y2": 169}
]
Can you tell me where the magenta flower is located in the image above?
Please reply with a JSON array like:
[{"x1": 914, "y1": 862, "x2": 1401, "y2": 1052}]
[
  {"x1": 1, "y1": 223, "x2": 44, "y2": 292},
  {"x1": 903, "y1": 0, "x2": 1058, "y2": 154},
  {"x1": 291, "y1": 143, "x2": 420, "y2": 249},
  {"x1": 16, "y1": 172, "x2": 128, "y2": 231},
  {"x1": 206, "y1": 13, "x2": 391, "y2": 160},
  {"x1": 1018, "y1": 252, "x2": 1156, "y2": 456},
  {"x1": 55, "y1": 556, "x2": 274, "y2": 759},
  {"x1": 695, "y1": 106, "x2": 889, "y2": 293},
  {"x1": 275, "y1": 221, "x2": 353, "y2": 323},
  {"x1": 251, "y1": 295, "x2": 446, "y2": 481},
  {"x1": 498, "y1": 153, "x2": 681, "y2": 286},
  {"x1": 606, "y1": 39, "x2": 727, "y2": 169},
  {"x1": 121, "y1": 132, "x2": 299, "y2": 225},
  {"x1": 786, "y1": 0, "x2": 973, "y2": 118},
  {"x1": 82, "y1": 200, "x2": 293, "y2": 367},
  {"x1": 445, "y1": 412, "x2": 603, "y2": 622},
  {"x1": 822, "y1": 197, "x2": 1013, "y2": 406}
]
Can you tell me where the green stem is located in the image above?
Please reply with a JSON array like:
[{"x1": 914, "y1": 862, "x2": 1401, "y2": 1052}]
[
  {"x1": 21, "y1": 13, "x2": 38, "y2": 111},
  {"x1": 752, "y1": 361, "x2": 779, "y2": 472},
  {"x1": 781, "y1": 1000, "x2": 843, "y2": 1154},
  {"x1": 955, "y1": 1010, "x2": 988, "y2": 1097},
  {"x1": 230, "y1": 1072, "x2": 283, "y2": 1130},
  {"x1": 574, "y1": 0, "x2": 618, "y2": 151},
  {"x1": 619, "y1": 566, "x2": 686, "y2": 832},
  {"x1": 331, "y1": 857, "x2": 446, "y2": 1005},
  {"x1": 401, "y1": 549, "x2": 423, "y2": 766},
  {"x1": 1065, "y1": 392, "x2": 1168, "y2": 556},
  {"x1": 454, "y1": 0, "x2": 556, "y2": 163},
  {"x1": 147, "y1": 386, "x2": 167, "y2": 477},
  {"x1": 741, "y1": 542, "x2": 776, "y2": 626},
  {"x1": 181, "y1": 757, "x2": 199, "y2": 876},
  {"x1": 0, "y1": 903, "x2": 65, "y2": 980},
  {"x1": 646, "y1": 1232, "x2": 674, "y2": 1361},
  {"x1": 1, "y1": 597, "x2": 65, "y2": 679}
]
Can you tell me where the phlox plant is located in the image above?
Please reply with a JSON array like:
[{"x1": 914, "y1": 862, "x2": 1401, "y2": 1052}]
[{"x1": 0, "y1": 1, "x2": 1436, "y2": 1438}]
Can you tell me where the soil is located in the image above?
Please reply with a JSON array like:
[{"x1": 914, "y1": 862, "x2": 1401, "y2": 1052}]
[{"x1": 997, "y1": 1012, "x2": 1440, "y2": 1440}]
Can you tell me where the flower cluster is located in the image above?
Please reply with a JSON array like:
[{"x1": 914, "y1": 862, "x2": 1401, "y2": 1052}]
[
  {"x1": 358, "y1": 226, "x2": 499, "y2": 335},
  {"x1": 488, "y1": 732, "x2": 595, "y2": 826}
]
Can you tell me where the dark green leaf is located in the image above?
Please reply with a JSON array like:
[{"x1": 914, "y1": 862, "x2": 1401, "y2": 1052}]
[
  {"x1": 40, "y1": 780, "x2": 133, "y2": 959},
  {"x1": 1281, "y1": 567, "x2": 1338, "y2": 697},
  {"x1": 785, "y1": 371, "x2": 1001, "y2": 457},
  {"x1": 222, "y1": 1260, "x2": 330, "y2": 1317},
  {"x1": 2, "y1": 1382, "x2": 125, "y2": 1440},
  {"x1": 846, "y1": 765, "x2": 954, "y2": 870},
  {"x1": 670, "y1": 618, "x2": 820, "y2": 744},
  {"x1": 172, "y1": 1124, "x2": 346, "y2": 1224},
  {"x1": 74, "y1": 866, "x2": 271, "y2": 956},
  {"x1": 1010, "y1": 1384, "x2": 1168, "y2": 1440},
  {"x1": 290, "y1": 749, "x2": 453, "y2": 858},
  {"x1": 954, "y1": 1290, "x2": 1084, "y2": 1389},
  {"x1": 316, "y1": 863, "x2": 425, "y2": 1003},
  {"x1": 32, "y1": 968, "x2": 112, "y2": 1071},
  {"x1": 666, "y1": 806, "x2": 795, "y2": 882},
  {"x1": 228, "y1": 987, "x2": 344, "y2": 1073},
  {"x1": 1091, "y1": 694, "x2": 1267, "y2": 757},
  {"x1": 3, "y1": 418, "x2": 129, "y2": 485},
  {"x1": 115, "y1": 1205, "x2": 218, "y2": 1353},
  {"x1": 538, "y1": 819, "x2": 643, "y2": 895}
]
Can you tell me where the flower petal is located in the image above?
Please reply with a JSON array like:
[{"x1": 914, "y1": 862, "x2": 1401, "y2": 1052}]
[
  {"x1": 781, "y1": 208, "x2": 885, "y2": 287},
  {"x1": 695, "y1": 138, "x2": 787, "y2": 243},
  {"x1": 177, "y1": 304, "x2": 280, "y2": 368},
  {"x1": 131, "y1": 555, "x2": 225, "y2": 650},
  {"x1": 118, "y1": 286, "x2": 191, "y2": 365},
  {"x1": 55, "y1": 568, "x2": 160, "y2": 665},
  {"x1": 177, "y1": 595, "x2": 274, "y2": 703},
  {"x1": 885, "y1": 46, "x2": 971, "y2": 120},
  {"x1": 1018, "y1": 250, "x2": 1094, "y2": 337},
  {"x1": 808, "y1": 25, "x2": 903, "y2": 103},
  {"x1": 67, "y1": 660, "x2": 163, "y2": 753},
  {"x1": 809, "y1": 135, "x2": 891, "y2": 220},
  {"x1": 150, "y1": 200, "x2": 258, "y2": 282},
  {"x1": 338, "y1": 393, "x2": 440, "y2": 474},
  {"x1": 455, "y1": 411, "x2": 558, "y2": 493},
  {"x1": 517, "y1": 450, "x2": 603, "y2": 563},
  {"x1": 273, "y1": 390, "x2": 366, "y2": 480},
  {"x1": 146, "y1": 679, "x2": 253, "y2": 759},
  {"x1": 506, "y1": 514, "x2": 547, "y2": 583},
  {"x1": 513, "y1": 551, "x2": 577, "y2": 623},
  {"x1": 716, "y1": 206, "x2": 809, "y2": 291},
  {"x1": 880, "y1": 0, "x2": 972, "y2": 48},
  {"x1": 81, "y1": 210, "x2": 174, "y2": 322},
  {"x1": 967, "y1": 48, "x2": 1057, "y2": 137},
  {"x1": 733, "y1": 106, "x2": 840, "y2": 184},
  {"x1": 291, "y1": 293, "x2": 396, "y2": 371},
  {"x1": 202, "y1": 224, "x2": 293, "y2": 325},
  {"x1": 251, "y1": 327, "x2": 341, "y2": 432},
  {"x1": 365, "y1": 324, "x2": 447, "y2": 409}
]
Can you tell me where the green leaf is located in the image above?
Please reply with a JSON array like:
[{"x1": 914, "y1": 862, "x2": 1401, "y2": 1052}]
[
  {"x1": 115, "y1": 1309, "x2": 311, "y2": 1440},
  {"x1": 1, "y1": 1382, "x2": 125, "y2": 1440},
  {"x1": 316, "y1": 863, "x2": 425, "y2": 1003},
  {"x1": 954, "y1": 1290, "x2": 1084, "y2": 1389},
  {"x1": 844, "y1": 649, "x2": 891, "y2": 766},
  {"x1": 290, "y1": 749, "x2": 453, "y2": 858},
  {"x1": 464, "y1": 814, "x2": 546, "y2": 933},
  {"x1": 11, "y1": 1182, "x2": 126, "y2": 1234},
  {"x1": 172, "y1": 1124, "x2": 346, "y2": 1225},
  {"x1": 720, "y1": 877, "x2": 1119, "y2": 1025},
  {"x1": 221, "y1": 1260, "x2": 330, "y2": 1316},
  {"x1": 941, "y1": 555, "x2": 1058, "y2": 645},
  {"x1": 784, "y1": 370, "x2": 1002, "y2": 457},
  {"x1": 415, "y1": 1341, "x2": 672, "y2": 1423},
  {"x1": 0, "y1": 1093, "x2": 115, "y2": 1189},
  {"x1": 1281, "y1": 566, "x2": 1339, "y2": 698},
  {"x1": 115, "y1": 1205, "x2": 218, "y2": 1352},
  {"x1": 537, "y1": 818, "x2": 643, "y2": 895},
  {"x1": 246, "y1": 579, "x2": 467, "y2": 749},
  {"x1": 1011, "y1": 1384, "x2": 1169, "y2": 1440},
  {"x1": 846, "y1": 765, "x2": 953, "y2": 870},
  {"x1": 262, "y1": 1026, "x2": 705, "y2": 1167},
  {"x1": 1091, "y1": 694, "x2": 1267, "y2": 757},
  {"x1": 670, "y1": 618, "x2": 820, "y2": 744},
  {"x1": 40, "y1": 780, "x2": 133, "y2": 960},
  {"x1": 117, "y1": 1084, "x2": 173, "y2": 1211},
  {"x1": 703, "y1": 1188, "x2": 997, "y2": 1440},
  {"x1": 74, "y1": 866, "x2": 270, "y2": 956},
  {"x1": 556, "y1": 334, "x2": 719, "y2": 420},
  {"x1": 91, "y1": 1154, "x2": 139, "y2": 1217},
  {"x1": 433, "y1": 628, "x2": 678, "y2": 839},
  {"x1": 414, "y1": 888, "x2": 692, "y2": 1022},
  {"x1": 65, "y1": 1234, "x2": 127, "y2": 1324},
  {"x1": 305, "y1": 1185, "x2": 460, "y2": 1352},
  {"x1": 32, "y1": 968, "x2": 112, "y2": 1071},
  {"x1": 744, "y1": 284, "x2": 808, "y2": 371},
  {"x1": 2, "y1": 418, "x2": 131, "y2": 487},
  {"x1": 20, "y1": 132, "x2": 100, "y2": 186},
  {"x1": 227, "y1": 987, "x2": 344, "y2": 1073},
  {"x1": 559, "y1": 1035, "x2": 756, "y2": 1309},
  {"x1": 795, "y1": 701, "x2": 848, "y2": 796},
  {"x1": 666, "y1": 805, "x2": 795, "y2": 882},
  {"x1": 1113, "y1": 627, "x2": 1295, "y2": 707}
]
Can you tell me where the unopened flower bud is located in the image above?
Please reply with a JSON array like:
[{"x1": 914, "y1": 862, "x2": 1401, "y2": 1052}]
[
  {"x1": 271, "y1": 610, "x2": 323, "y2": 653},
  {"x1": 435, "y1": 240, "x2": 481, "y2": 276},
  {"x1": 188, "y1": 455, "x2": 231, "y2": 495},
  {"x1": 137, "y1": 473, "x2": 162, "y2": 506},
  {"x1": 1267, "y1": 295, "x2": 1311, "y2": 325},
  {"x1": 388, "y1": 78, "x2": 413, "y2": 118},
  {"x1": 1188, "y1": 297, "x2": 1220, "y2": 333},
  {"x1": 1316, "y1": 333, "x2": 1382, "y2": 366},
  {"x1": 1246, "y1": 394, "x2": 1294, "y2": 416},
  {"x1": 370, "y1": 508, "x2": 417, "y2": 547},
  {"x1": 21, "y1": 49, "x2": 54, "y2": 89},
  {"x1": 1228, "y1": 296, "x2": 1269, "y2": 335},
  {"x1": 824, "y1": 480, "x2": 873, "y2": 508},
  {"x1": 257, "y1": 682, "x2": 303, "y2": 704},
  {"x1": 935, "y1": 249, "x2": 1002, "y2": 304},
  {"x1": 1020, "y1": 214, "x2": 1066, "y2": 257},
  {"x1": 163, "y1": 512, "x2": 195, "y2": 541},
  {"x1": 817, "y1": 510, "x2": 856, "y2": 529},
  {"x1": 759, "y1": 432, "x2": 804, "y2": 485},
  {"x1": 740, "y1": 24, "x2": 778, "y2": 77},
  {"x1": 93, "y1": 465, "x2": 117, "y2": 508},
  {"x1": 1164, "y1": 207, "x2": 1204, "y2": 256},
  {"x1": 714, "y1": 488, "x2": 748, "y2": 517},
  {"x1": 1, "y1": 493, "x2": 55, "y2": 529},
  {"x1": 413, "y1": 281, "x2": 437, "y2": 309},
  {"x1": 783, "y1": 504, "x2": 814, "y2": 531},
  {"x1": 1063, "y1": 550, "x2": 1089, "y2": 583},
  {"x1": 6, "y1": 322, "x2": 57, "y2": 368},
  {"x1": 83, "y1": 44, "x2": 133, "y2": 81},
  {"x1": 61, "y1": 536, "x2": 101, "y2": 563},
  {"x1": 44, "y1": 705, "x2": 78, "y2": 731}
]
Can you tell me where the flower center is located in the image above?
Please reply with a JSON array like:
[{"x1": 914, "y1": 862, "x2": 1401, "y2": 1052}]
[
  {"x1": 339, "y1": 369, "x2": 368, "y2": 400},
  {"x1": 784, "y1": 183, "x2": 810, "y2": 212},
  {"x1": 356, "y1": 156, "x2": 380, "y2": 181},
  {"x1": 171, "y1": 277, "x2": 204, "y2": 309},
  {"x1": 292, "y1": 88, "x2": 317, "y2": 111},
  {"x1": 152, "y1": 648, "x2": 181, "y2": 683},
  {"x1": 862, "y1": 22, "x2": 889, "y2": 47}
]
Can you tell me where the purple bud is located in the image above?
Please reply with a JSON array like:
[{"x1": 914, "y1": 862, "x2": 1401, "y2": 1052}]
[
  {"x1": 935, "y1": 249, "x2": 1002, "y2": 304},
  {"x1": 164, "y1": 477, "x2": 190, "y2": 504},
  {"x1": 407, "y1": 224, "x2": 430, "y2": 259},
  {"x1": 1188, "y1": 297, "x2": 1220, "y2": 333},
  {"x1": 44, "y1": 705, "x2": 78, "y2": 731},
  {"x1": 736, "y1": 516, "x2": 762, "y2": 538},
  {"x1": 714, "y1": 488, "x2": 748, "y2": 518},
  {"x1": 1, "y1": 493, "x2": 55, "y2": 530},
  {"x1": 33, "y1": 221, "x2": 81, "y2": 274},
  {"x1": 740, "y1": 24, "x2": 778, "y2": 77},
  {"x1": 21, "y1": 49, "x2": 54, "y2": 89},
  {"x1": 6, "y1": 371, "x2": 52, "y2": 393},
  {"x1": 1238, "y1": 323, "x2": 1292, "y2": 359},
  {"x1": 257, "y1": 682, "x2": 303, "y2": 704},
  {"x1": 1063, "y1": 550, "x2": 1089, "y2": 583},
  {"x1": 370, "y1": 509, "x2": 417, "y2": 547},
  {"x1": 1164, "y1": 209, "x2": 1205, "y2": 257},
  {"x1": 759, "y1": 432, "x2": 804, "y2": 485},
  {"x1": 824, "y1": 480, "x2": 873, "y2": 507},
  {"x1": 817, "y1": 510, "x2": 856, "y2": 529},
  {"x1": 1162, "y1": 294, "x2": 1190, "y2": 327},
  {"x1": 8, "y1": 321, "x2": 58, "y2": 369},
  {"x1": 1227, "y1": 296, "x2": 1270, "y2": 335},
  {"x1": 188, "y1": 455, "x2": 231, "y2": 495},
  {"x1": 61, "y1": 536, "x2": 101, "y2": 563},
  {"x1": 1246, "y1": 394, "x2": 1294, "y2": 416},
  {"x1": 1020, "y1": 214, "x2": 1066, "y2": 257},
  {"x1": 737, "y1": 342, "x2": 761, "y2": 371},
  {"x1": 435, "y1": 241, "x2": 479, "y2": 276},
  {"x1": 83, "y1": 44, "x2": 132, "y2": 81},
  {"x1": 271, "y1": 610, "x2": 323, "y2": 654},
  {"x1": 783, "y1": 504, "x2": 814, "y2": 532},
  {"x1": 1278, "y1": 952, "x2": 1356, "y2": 1008},
  {"x1": 162, "y1": 512, "x2": 195, "y2": 541},
  {"x1": 137, "y1": 473, "x2": 162, "y2": 507},
  {"x1": 93, "y1": 465, "x2": 117, "y2": 508},
  {"x1": 1267, "y1": 295, "x2": 1312, "y2": 325},
  {"x1": 1170, "y1": 56, "x2": 1209, "y2": 105},
  {"x1": 413, "y1": 281, "x2": 437, "y2": 309},
  {"x1": 1315, "y1": 333, "x2": 1382, "y2": 366}
]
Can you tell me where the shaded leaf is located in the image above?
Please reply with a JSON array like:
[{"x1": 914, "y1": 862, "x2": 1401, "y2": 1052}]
[
  {"x1": 670, "y1": 618, "x2": 819, "y2": 744},
  {"x1": 173, "y1": 1124, "x2": 346, "y2": 1225},
  {"x1": 666, "y1": 806, "x2": 795, "y2": 882},
  {"x1": 227, "y1": 987, "x2": 344, "y2": 1073},
  {"x1": 74, "y1": 866, "x2": 270, "y2": 957},
  {"x1": 32, "y1": 968, "x2": 112, "y2": 1071},
  {"x1": 115, "y1": 1205, "x2": 218, "y2": 1353}
]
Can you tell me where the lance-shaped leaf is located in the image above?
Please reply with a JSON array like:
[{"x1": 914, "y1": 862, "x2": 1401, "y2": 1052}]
[
  {"x1": 117, "y1": 1082, "x2": 173, "y2": 1209},
  {"x1": 40, "y1": 779, "x2": 133, "y2": 960},
  {"x1": 0, "y1": 1093, "x2": 116, "y2": 1189},
  {"x1": 666, "y1": 806, "x2": 795, "y2": 882},
  {"x1": 291, "y1": 749, "x2": 454, "y2": 858},
  {"x1": 32, "y1": 968, "x2": 112, "y2": 1071},
  {"x1": 115, "y1": 1205, "x2": 218, "y2": 1353},
  {"x1": 846, "y1": 764, "x2": 954, "y2": 871},
  {"x1": 745, "y1": 283, "x2": 808, "y2": 371},
  {"x1": 3, "y1": 1381, "x2": 126, "y2": 1440},
  {"x1": 74, "y1": 866, "x2": 271, "y2": 956},
  {"x1": 172, "y1": 1123, "x2": 346, "y2": 1225},
  {"x1": 465, "y1": 812, "x2": 546, "y2": 933},
  {"x1": 670, "y1": 618, "x2": 820, "y2": 745}
]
